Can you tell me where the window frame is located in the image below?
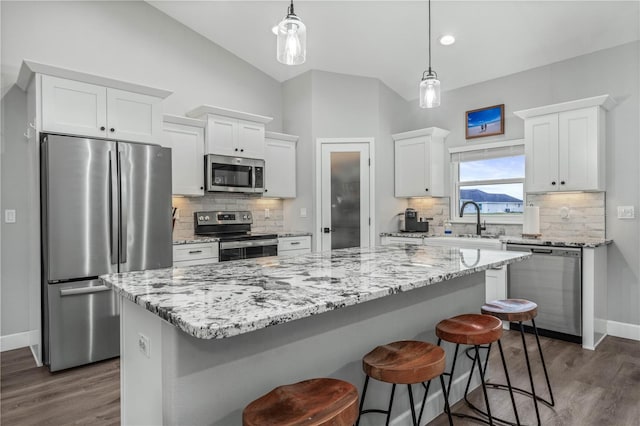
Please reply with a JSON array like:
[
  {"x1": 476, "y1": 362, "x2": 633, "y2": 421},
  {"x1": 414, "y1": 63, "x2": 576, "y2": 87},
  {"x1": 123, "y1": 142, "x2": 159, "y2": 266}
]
[{"x1": 449, "y1": 139, "x2": 525, "y2": 225}]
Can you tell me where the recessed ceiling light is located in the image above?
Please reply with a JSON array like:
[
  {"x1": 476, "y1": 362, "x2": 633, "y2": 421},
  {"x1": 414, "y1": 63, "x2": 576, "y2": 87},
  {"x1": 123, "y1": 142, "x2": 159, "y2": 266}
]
[{"x1": 439, "y1": 35, "x2": 456, "y2": 46}]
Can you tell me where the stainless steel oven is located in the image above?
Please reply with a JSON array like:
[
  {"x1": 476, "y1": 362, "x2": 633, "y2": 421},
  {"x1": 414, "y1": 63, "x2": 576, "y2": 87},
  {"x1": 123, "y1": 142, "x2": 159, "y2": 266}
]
[
  {"x1": 206, "y1": 154, "x2": 264, "y2": 193},
  {"x1": 219, "y1": 239, "x2": 278, "y2": 262},
  {"x1": 194, "y1": 210, "x2": 277, "y2": 262}
]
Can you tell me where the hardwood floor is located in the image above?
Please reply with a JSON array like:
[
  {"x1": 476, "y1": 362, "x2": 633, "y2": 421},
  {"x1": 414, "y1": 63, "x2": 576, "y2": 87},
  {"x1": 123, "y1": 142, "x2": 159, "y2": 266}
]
[
  {"x1": 0, "y1": 350, "x2": 119, "y2": 425},
  {"x1": 431, "y1": 331, "x2": 640, "y2": 426},
  {"x1": 0, "y1": 332, "x2": 638, "y2": 425}
]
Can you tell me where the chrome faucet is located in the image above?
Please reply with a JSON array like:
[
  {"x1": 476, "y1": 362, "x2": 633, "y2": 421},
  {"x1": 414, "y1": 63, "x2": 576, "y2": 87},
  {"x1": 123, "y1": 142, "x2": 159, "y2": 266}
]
[{"x1": 459, "y1": 201, "x2": 486, "y2": 236}]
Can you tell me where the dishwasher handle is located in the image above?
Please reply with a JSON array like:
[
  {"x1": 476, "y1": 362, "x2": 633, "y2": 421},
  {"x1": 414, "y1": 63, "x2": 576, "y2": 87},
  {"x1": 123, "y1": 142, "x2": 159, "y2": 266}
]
[{"x1": 531, "y1": 248, "x2": 553, "y2": 254}]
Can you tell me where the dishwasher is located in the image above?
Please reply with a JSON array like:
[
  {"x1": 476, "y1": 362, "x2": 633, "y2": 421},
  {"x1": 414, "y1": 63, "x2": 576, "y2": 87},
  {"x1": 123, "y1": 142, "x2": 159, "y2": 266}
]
[{"x1": 506, "y1": 244, "x2": 582, "y2": 343}]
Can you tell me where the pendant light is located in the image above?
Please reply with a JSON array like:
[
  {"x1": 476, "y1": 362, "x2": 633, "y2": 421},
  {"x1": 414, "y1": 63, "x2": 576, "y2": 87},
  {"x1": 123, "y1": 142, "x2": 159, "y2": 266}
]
[
  {"x1": 419, "y1": 0, "x2": 441, "y2": 108},
  {"x1": 276, "y1": 0, "x2": 306, "y2": 65}
]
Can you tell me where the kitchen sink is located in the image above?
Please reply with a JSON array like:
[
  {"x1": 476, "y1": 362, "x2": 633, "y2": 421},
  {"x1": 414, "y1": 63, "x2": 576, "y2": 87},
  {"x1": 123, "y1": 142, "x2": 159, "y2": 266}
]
[{"x1": 423, "y1": 236, "x2": 503, "y2": 250}]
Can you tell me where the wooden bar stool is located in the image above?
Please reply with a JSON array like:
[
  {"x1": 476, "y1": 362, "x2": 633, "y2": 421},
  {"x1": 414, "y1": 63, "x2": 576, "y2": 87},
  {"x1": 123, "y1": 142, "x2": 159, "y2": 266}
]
[
  {"x1": 481, "y1": 299, "x2": 555, "y2": 426},
  {"x1": 243, "y1": 378, "x2": 359, "y2": 426},
  {"x1": 357, "y1": 340, "x2": 453, "y2": 426},
  {"x1": 436, "y1": 314, "x2": 520, "y2": 426}
]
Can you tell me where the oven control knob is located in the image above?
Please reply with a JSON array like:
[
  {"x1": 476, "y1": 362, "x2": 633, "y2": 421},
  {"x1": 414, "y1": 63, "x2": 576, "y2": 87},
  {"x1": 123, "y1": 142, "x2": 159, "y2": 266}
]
[
  {"x1": 198, "y1": 216, "x2": 204, "y2": 221},
  {"x1": 205, "y1": 216, "x2": 210, "y2": 221}
]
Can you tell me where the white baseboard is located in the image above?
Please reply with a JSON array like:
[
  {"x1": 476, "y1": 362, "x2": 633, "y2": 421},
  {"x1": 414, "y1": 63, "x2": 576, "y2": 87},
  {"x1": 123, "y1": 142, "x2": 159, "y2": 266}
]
[
  {"x1": 0, "y1": 330, "x2": 39, "y2": 352},
  {"x1": 607, "y1": 320, "x2": 640, "y2": 341}
]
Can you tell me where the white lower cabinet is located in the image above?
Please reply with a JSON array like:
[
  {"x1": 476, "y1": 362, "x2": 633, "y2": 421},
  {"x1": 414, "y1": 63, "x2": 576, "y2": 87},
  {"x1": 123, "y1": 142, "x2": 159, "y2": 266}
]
[
  {"x1": 161, "y1": 115, "x2": 206, "y2": 196},
  {"x1": 380, "y1": 236, "x2": 423, "y2": 245},
  {"x1": 173, "y1": 243, "x2": 219, "y2": 267},
  {"x1": 278, "y1": 236, "x2": 311, "y2": 257}
]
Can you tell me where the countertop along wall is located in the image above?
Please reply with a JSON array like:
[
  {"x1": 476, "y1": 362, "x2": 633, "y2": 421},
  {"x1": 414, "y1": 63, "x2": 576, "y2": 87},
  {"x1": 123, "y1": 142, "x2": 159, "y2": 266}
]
[
  {"x1": 406, "y1": 41, "x2": 640, "y2": 328},
  {"x1": 0, "y1": 1, "x2": 283, "y2": 340}
]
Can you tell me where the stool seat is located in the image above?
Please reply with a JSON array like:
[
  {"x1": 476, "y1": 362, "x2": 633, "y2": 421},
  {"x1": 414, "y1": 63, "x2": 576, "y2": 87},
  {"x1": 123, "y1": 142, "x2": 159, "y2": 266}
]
[
  {"x1": 482, "y1": 299, "x2": 538, "y2": 322},
  {"x1": 362, "y1": 340, "x2": 446, "y2": 385},
  {"x1": 243, "y1": 378, "x2": 359, "y2": 426},
  {"x1": 436, "y1": 314, "x2": 502, "y2": 345}
]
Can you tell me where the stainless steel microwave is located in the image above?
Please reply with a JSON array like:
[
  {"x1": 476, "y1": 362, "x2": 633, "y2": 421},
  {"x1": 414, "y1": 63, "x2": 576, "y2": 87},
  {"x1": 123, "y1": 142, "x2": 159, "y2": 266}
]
[{"x1": 205, "y1": 154, "x2": 265, "y2": 193}]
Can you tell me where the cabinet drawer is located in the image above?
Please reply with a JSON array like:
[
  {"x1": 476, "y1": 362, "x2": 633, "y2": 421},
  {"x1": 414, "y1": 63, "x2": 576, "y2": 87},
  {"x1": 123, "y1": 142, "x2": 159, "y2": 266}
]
[
  {"x1": 174, "y1": 258, "x2": 218, "y2": 267},
  {"x1": 278, "y1": 236, "x2": 311, "y2": 252},
  {"x1": 173, "y1": 243, "x2": 219, "y2": 262}
]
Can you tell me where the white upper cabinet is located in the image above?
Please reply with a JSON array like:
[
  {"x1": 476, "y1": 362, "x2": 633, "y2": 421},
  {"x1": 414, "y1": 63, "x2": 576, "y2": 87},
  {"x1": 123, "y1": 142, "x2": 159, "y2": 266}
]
[
  {"x1": 515, "y1": 95, "x2": 615, "y2": 193},
  {"x1": 39, "y1": 74, "x2": 165, "y2": 144},
  {"x1": 393, "y1": 127, "x2": 449, "y2": 198},
  {"x1": 186, "y1": 106, "x2": 273, "y2": 160},
  {"x1": 161, "y1": 115, "x2": 205, "y2": 196},
  {"x1": 264, "y1": 132, "x2": 298, "y2": 198}
]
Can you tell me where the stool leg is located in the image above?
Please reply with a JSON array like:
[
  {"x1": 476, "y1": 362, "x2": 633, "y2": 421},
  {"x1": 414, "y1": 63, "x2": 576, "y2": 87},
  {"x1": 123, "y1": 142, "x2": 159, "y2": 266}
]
[
  {"x1": 407, "y1": 384, "x2": 418, "y2": 426},
  {"x1": 532, "y1": 318, "x2": 555, "y2": 406},
  {"x1": 439, "y1": 374, "x2": 454, "y2": 426},
  {"x1": 497, "y1": 339, "x2": 521, "y2": 426},
  {"x1": 417, "y1": 379, "x2": 432, "y2": 425},
  {"x1": 474, "y1": 345, "x2": 494, "y2": 426},
  {"x1": 519, "y1": 323, "x2": 541, "y2": 426},
  {"x1": 385, "y1": 384, "x2": 396, "y2": 426},
  {"x1": 356, "y1": 375, "x2": 370, "y2": 426}
]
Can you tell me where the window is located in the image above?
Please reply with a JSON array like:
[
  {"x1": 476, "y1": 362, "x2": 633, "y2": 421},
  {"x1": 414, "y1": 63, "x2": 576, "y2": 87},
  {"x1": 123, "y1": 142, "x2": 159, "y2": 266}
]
[{"x1": 450, "y1": 140, "x2": 525, "y2": 223}]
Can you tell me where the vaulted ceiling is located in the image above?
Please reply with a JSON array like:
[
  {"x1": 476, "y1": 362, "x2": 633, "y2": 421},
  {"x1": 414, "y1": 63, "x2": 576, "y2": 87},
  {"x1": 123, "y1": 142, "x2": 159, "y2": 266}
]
[{"x1": 149, "y1": 1, "x2": 640, "y2": 101}]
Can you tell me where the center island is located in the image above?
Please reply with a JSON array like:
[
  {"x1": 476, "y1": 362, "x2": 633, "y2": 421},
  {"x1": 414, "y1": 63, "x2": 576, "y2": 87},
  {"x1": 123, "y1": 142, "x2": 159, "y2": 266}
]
[{"x1": 100, "y1": 244, "x2": 530, "y2": 425}]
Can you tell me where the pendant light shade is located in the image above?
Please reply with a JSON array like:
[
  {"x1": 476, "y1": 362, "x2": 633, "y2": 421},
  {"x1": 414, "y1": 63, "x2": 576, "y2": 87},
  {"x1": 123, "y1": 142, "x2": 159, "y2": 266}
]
[
  {"x1": 420, "y1": 70, "x2": 441, "y2": 108},
  {"x1": 419, "y1": 0, "x2": 441, "y2": 108},
  {"x1": 276, "y1": 1, "x2": 306, "y2": 65}
]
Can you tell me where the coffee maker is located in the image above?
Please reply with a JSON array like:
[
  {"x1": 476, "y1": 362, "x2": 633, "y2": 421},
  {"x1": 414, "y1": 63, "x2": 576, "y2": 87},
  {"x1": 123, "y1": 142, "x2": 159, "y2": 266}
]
[{"x1": 403, "y1": 208, "x2": 429, "y2": 232}]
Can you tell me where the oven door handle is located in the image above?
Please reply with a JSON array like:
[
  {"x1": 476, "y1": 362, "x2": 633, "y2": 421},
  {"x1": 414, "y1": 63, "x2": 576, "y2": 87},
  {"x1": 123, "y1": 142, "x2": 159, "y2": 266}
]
[{"x1": 220, "y1": 239, "x2": 279, "y2": 250}]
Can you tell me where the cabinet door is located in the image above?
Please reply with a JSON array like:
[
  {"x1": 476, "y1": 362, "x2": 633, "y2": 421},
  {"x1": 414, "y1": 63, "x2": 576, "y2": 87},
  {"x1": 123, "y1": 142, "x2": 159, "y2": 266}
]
[
  {"x1": 559, "y1": 107, "x2": 601, "y2": 191},
  {"x1": 41, "y1": 75, "x2": 107, "y2": 138},
  {"x1": 238, "y1": 120, "x2": 265, "y2": 159},
  {"x1": 206, "y1": 115, "x2": 237, "y2": 156},
  {"x1": 162, "y1": 122, "x2": 205, "y2": 196},
  {"x1": 264, "y1": 138, "x2": 296, "y2": 198},
  {"x1": 525, "y1": 114, "x2": 559, "y2": 193},
  {"x1": 107, "y1": 89, "x2": 161, "y2": 144},
  {"x1": 395, "y1": 137, "x2": 428, "y2": 197}
]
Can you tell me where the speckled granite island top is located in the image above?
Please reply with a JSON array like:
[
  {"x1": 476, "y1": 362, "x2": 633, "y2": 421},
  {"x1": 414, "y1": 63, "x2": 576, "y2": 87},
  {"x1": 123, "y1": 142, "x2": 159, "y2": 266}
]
[{"x1": 100, "y1": 245, "x2": 530, "y2": 340}]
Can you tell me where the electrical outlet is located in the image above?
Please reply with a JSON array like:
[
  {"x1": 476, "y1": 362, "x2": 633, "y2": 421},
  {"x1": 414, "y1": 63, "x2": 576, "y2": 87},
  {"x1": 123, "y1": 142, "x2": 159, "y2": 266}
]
[
  {"x1": 4, "y1": 209, "x2": 16, "y2": 223},
  {"x1": 300, "y1": 207, "x2": 307, "y2": 218},
  {"x1": 617, "y1": 206, "x2": 635, "y2": 219},
  {"x1": 138, "y1": 333, "x2": 150, "y2": 358},
  {"x1": 264, "y1": 208, "x2": 270, "y2": 219}
]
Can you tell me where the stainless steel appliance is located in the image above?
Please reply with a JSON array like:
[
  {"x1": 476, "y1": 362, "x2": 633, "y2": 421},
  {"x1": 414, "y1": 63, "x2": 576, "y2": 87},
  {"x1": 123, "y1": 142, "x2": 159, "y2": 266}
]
[
  {"x1": 506, "y1": 244, "x2": 582, "y2": 343},
  {"x1": 41, "y1": 134, "x2": 172, "y2": 371},
  {"x1": 194, "y1": 211, "x2": 277, "y2": 261},
  {"x1": 206, "y1": 154, "x2": 265, "y2": 193},
  {"x1": 403, "y1": 208, "x2": 429, "y2": 232}
]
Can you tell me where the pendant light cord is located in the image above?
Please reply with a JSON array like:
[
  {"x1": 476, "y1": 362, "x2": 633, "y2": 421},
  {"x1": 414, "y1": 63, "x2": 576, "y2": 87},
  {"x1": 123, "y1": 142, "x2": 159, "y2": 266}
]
[{"x1": 428, "y1": 0, "x2": 432, "y2": 73}]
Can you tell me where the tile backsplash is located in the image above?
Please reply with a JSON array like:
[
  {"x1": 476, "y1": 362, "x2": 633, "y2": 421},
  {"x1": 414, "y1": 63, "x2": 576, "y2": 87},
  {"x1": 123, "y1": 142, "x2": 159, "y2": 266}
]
[
  {"x1": 407, "y1": 192, "x2": 605, "y2": 239},
  {"x1": 172, "y1": 194, "x2": 284, "y2": 240}
]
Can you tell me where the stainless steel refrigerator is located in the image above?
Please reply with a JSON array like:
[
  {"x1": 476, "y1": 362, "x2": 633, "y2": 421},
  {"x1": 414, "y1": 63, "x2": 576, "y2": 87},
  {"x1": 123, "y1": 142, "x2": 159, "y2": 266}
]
[{"x1": 41, "y1": 134, "x2": 172, "y2": 371}]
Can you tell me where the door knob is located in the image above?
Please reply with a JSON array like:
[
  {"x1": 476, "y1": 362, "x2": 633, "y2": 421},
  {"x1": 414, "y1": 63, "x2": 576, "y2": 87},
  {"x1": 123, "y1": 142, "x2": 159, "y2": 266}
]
[
  {"x1": 551, "y1": 181, "x2": 556, "y2": 185},
  {"x1": 323, "y1": 227, "x2": 333, "y2": 233},
  {"x1": 100, "y1": 126, "x2": 106, "y2": 131},
  {"x1": 110, "y1": 128, "x2": 115, "y2": 133}
]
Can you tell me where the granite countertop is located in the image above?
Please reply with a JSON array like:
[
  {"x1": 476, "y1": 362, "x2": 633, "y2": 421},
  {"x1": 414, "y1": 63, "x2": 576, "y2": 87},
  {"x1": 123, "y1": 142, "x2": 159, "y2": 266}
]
[
  {"x1": 278, "y1": 231, "x2": 313, "y2": 238},
  {"x1": 173, "y1": 236, "x2": 220, "y2": 245},
  {"x1": 380, "y1": 232, "x2": 430, "y2": 238},
  {"x1": 381, "y1": 232, "x2": 612, "y2": 248},
  {"x1": 100, "y1": 245, "x2": 530, "y2": 340},
  {"x1": 500, "y1": 236, "x2": 612, "y2": 248}
]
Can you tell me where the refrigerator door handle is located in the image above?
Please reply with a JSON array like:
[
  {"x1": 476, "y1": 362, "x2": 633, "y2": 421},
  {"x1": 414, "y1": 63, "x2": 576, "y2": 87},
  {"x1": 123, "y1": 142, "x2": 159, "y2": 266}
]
[
  {"x1": 60, "y1": 285, "x2": 111, "y2": 297},
  {"x1": 109, "y1": 151, "x2": 118, "y2": 265},
  {"x1": 118, "y1": 150, "x2": 128, "y2": 264}
]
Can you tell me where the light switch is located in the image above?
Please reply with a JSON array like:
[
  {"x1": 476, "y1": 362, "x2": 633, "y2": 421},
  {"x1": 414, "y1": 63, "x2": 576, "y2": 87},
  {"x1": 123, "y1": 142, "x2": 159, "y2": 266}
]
[
  {"x1": 300, "y1": 207, "x2": 307, "y2": 218},
  {"x1": 617, "y1": 206, "x2": 635, "y2": 219},
  {"x1": 138, "y1": 333, "x2": 150, "y2": 358},
  {"x1": 4, "y1": 209, "x2": 16, "y2": 223},
  {"x1": 264, "y1": 208, "x2": 270, "y2": 219}
]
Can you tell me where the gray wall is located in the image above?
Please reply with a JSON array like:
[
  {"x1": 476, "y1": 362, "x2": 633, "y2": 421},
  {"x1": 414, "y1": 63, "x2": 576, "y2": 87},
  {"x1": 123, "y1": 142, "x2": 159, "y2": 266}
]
[
  {"x1": 282, "y1": 70, "x2": 411, "y2": 244},
  {"x1": 407, "y1": 42, "x2": 640, "y2": 326},
  {"x1": 0, "y1": 0, "x2": 284, "y2": 337}
]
